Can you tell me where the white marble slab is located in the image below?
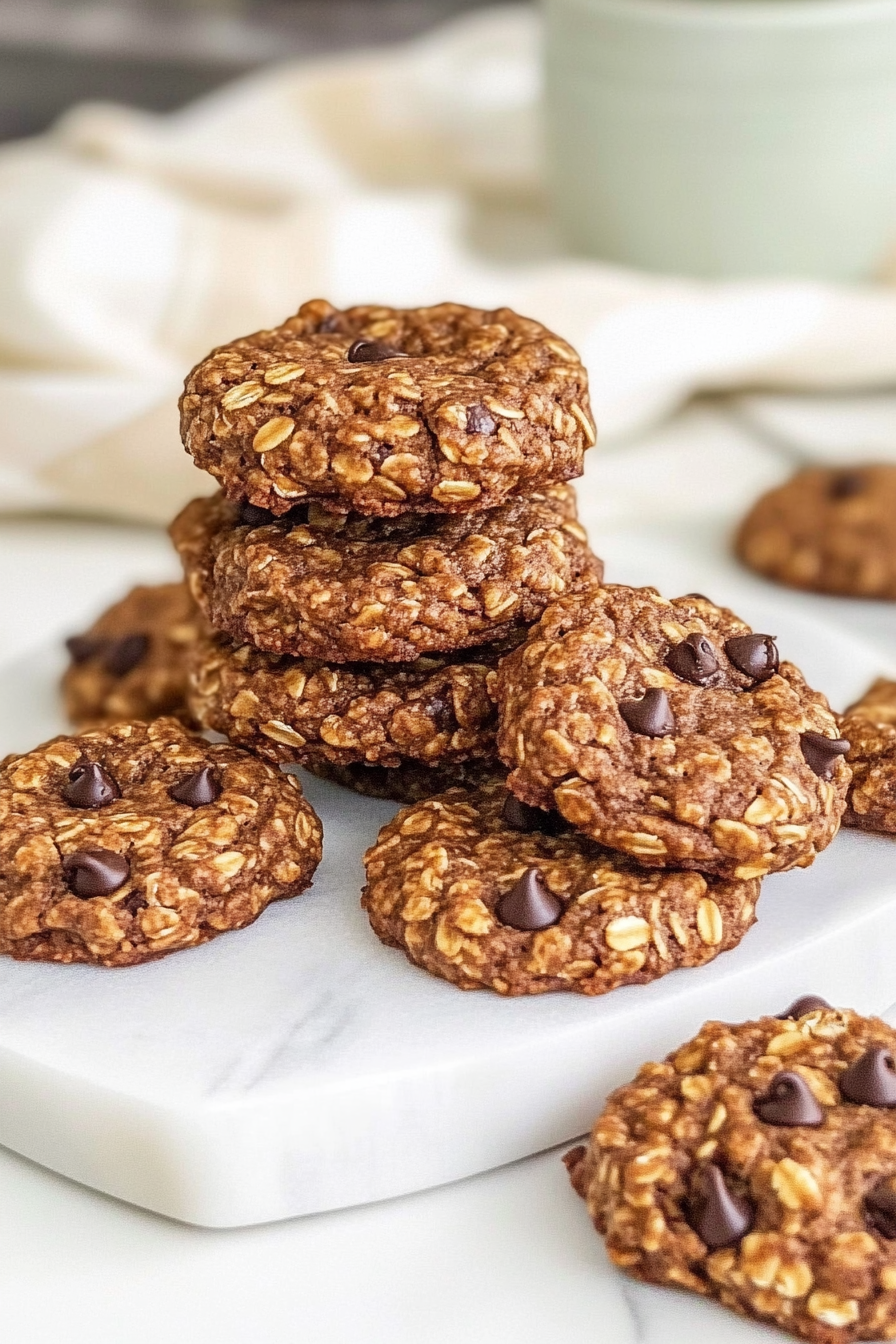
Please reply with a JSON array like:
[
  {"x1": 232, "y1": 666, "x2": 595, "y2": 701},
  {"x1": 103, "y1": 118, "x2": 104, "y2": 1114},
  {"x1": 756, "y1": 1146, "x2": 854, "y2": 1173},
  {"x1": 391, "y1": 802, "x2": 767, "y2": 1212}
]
[{"x1": 0, "y1": 587, "x2": 894, "y2": 1229}]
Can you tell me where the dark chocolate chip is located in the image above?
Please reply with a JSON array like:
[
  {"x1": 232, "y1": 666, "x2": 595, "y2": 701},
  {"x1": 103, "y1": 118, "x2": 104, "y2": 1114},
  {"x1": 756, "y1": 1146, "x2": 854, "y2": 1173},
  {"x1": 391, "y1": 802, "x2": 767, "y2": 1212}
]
[
  {"x1": 123, "y1": 891, "x2": 148, "y2": 917},
  {"x1": 724, "y1": 634, "x2": 779, "y2": 682},
  {"x1": 65, "y1": 634, "x2": 104, "y2": 664},
  {"x1": 239, "y1": 501, "x2": 276, "y2": 527},
  {"x1": 665, "y1": 634, "x2": 721, "y2": 686},
  {"x1": 841, "y1": 1047, "x2": 896, "y2": 1107},
  {"x1": 619, "y1": 688, "x2": 675, "y2": 737},
  {"x1": 865, "y1": 1181, "x2": 896, "y2": 1238},
  {"x1": 495, "y1": 867, "x2": 563, "y2": 931},
  {"x1": 502, "y1": 792, "x2": 567, "y2": 836},
  {"x1": 781, "y1": 994, "x2": 832, "y2": 1019},
  {"x1": 102, "y1": 633, "x2": 149, "y2": 677},
  {"x1": 687, "y1": 1165, "x2": 754, "y2": 1249},
  {"x1": 63, "y1": 848, "x2": 129, "y2": 898},
  {"x1": 347, "y1": 339, "x2": 405, "y2": 363},
  {"x1": 466, "y1": 404, "x2": 497, "y2": 436},
  {"x1": 800, "y1": 731, "x2": 850, "y2": 779},
  {"x1": 170, "y1": 767, "x2": 221, "y2": 808},
  {"x1": 62, "y1": 762, "x2": 120, "y2": 809},
  {"x1": 829, "y1": 471, "x2": 866, "y2": 500},
  {"x1": 753, "y1": 1071, "x2": 824, "y2": 1127}
]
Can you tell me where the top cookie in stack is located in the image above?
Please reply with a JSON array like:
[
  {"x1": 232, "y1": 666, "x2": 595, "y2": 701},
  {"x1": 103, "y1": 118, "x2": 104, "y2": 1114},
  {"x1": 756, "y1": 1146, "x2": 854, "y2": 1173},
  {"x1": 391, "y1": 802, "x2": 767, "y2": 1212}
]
[{"x1": 171, "y1": 300, "x2": 603, "y2": 799}]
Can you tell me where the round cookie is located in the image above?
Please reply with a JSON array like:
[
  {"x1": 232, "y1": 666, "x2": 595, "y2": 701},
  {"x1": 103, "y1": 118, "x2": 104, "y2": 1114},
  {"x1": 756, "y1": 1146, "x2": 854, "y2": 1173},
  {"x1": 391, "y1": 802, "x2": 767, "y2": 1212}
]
[
  {"x1": 63, "y1": 582, "x2": 201, "y2": 728},
  {"x1": 566, "y1": 1004, "x2": 896, "y2": 1344},
  {"x1": 840, "y1": 678, "x2": 896, "y2": 832},
  {"x1": 170, "y1": 486, "x2": 601, "y2": 663},
  {"x1": 495, "y1": 585, "x2": 849, "y2": 878},
  {"x1": 180, "y1": 298, "x2": 595, "y2": 518},
  {"x1": 303, "y1": 757, "x2": 500, "y2": 804},
  {"x1": 0, "y1": 717, "x2": 322, "y2": 967},
  {"x1": 736, "y1": 464, "x2": 896, "y2": 599},
  {"x1": 188, "y1": 625, "x2": 521, "y2": 770},
  {"x1": 361, "y1": 779, "x2": 760, "y2": 995}
]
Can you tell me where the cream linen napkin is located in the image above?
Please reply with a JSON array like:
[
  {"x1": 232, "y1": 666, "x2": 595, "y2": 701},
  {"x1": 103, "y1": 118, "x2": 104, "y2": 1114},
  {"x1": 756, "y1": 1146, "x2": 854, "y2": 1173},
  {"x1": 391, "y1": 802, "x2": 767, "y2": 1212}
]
[{"x1": 4, "y1": 4, "x2": 896, "y2": 524}]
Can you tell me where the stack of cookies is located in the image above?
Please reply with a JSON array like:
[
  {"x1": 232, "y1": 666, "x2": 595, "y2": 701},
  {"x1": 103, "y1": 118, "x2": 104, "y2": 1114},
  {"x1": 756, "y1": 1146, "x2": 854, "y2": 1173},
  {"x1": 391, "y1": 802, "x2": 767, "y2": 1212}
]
[
  {"x1": 363, "y1": 584, "x2": 852, "y2": 996},
  {"x1": 171, "y1": 299, "x2": 603, "y2": 801}
]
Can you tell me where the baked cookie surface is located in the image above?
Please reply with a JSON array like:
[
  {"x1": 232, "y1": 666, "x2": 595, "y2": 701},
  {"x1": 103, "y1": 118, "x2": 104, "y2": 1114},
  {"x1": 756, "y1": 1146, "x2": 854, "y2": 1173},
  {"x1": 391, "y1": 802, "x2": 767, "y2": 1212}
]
[
  {"x1": 566, "y1": 1004, "x2": 896, "y2": 1344},
  {"x1": 0, "y1": 717, "x2": 322, "y2": 967},
  {"x1": 361, "y1": 779, "x2": 759, "y2": 995},
  {"x1": 63, "y1": 582, "x2": 200, "y2": 728},
  {"x1": 180, "y1": 299, "x2": 595, "y2": 518},
  {"x1": 736, "y1": 464, "x2": 896, "y2": 598},
  {"x1": 495, "y1": 585, "x2": 849, "y2": 878},
  {"x1": 188, "y1": 625, "x2": 520, "y2": 770},
  {"x1": 171, "y1": 486, "x2": 600, "y2": 663},
  {"x1": 840, "y1": 678, "x2": 896, "y2": 833}
]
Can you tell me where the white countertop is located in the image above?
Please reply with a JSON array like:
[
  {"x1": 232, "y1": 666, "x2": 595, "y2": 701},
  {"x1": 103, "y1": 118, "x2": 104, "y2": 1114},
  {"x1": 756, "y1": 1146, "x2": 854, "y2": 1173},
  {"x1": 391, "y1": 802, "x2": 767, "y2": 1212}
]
[{"x1": 3, "y1": 402, "x2": 896, "y2": 1343}]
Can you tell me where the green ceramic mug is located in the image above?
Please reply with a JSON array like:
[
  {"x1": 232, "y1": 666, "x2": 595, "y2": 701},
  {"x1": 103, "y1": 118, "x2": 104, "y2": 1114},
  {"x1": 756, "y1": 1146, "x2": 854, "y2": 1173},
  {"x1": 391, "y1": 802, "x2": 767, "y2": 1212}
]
[{"x1": 544, "y1": 0, "x2": 896, "y2": 278}]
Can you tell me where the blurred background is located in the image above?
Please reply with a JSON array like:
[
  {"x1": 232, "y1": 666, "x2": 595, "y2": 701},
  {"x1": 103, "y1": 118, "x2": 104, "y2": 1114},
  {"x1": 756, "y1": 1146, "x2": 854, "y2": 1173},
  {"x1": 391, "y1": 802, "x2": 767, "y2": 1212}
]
[{"x1": 0, "y1": 0, "x2": 513, "y2": 140}]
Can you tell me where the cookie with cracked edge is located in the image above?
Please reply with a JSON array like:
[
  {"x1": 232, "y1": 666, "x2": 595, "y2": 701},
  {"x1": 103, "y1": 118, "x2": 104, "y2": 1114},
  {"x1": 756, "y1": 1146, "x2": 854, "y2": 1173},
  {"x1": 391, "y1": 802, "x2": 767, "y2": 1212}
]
[
  {"x1": 0, "y1": 717, "x2": 322, "y2": 967},
  {"x1": 187, "y1": 623, "x2": 524, "y2": 770},
  {"x1": 62, "y1": 582, "x2": 201, "y2": 729},
  {"x1": 179, "y1": 298, "x2": 595, "y2": 518},
  {"x1": 361, "y1": 778, "x2": 760, "y2": 995},
  {"x1": 170, "y1": 485, "x2": 602, "y2": 663},
  {"x1": 840, "y1": 678, "x2": 896, "y2": 832},
  {"x1": 736, "y1": 464, "x2": 896, "y2": 599},
  {"x1": 302, "y1": 757, "x2": 501, "y2": 804},
  {"x1": 565, "y1": 1005, "x2": 896, "y2": 1344},
  {"x1": 494, "y1": 585, "x2": 849, "y2": 878}
]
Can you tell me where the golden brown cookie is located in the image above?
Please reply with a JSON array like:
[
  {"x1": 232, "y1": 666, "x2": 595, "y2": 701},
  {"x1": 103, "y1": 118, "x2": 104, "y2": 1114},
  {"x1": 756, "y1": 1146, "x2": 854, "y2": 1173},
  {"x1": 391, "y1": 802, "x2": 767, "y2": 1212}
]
[
  {"x1": 361, "y1": 779, "x2": 760, "y2": 995},
  {"x1": 187, "y1": 624, "x2": 521, "y2": 771},
  {"x1": 179, "y1": 298, "x2": 595, "y2": 518},
  {"x1": 736, "y1": 464, "x2": 896, "y2": 598},
  {"x1": 566, "y1": 1003, "x2": 896, "y2": 1344},
  {"x1": 63, "y1": 582, "x2": 200, "y2": 728},
  {"x1": 0, "y1": 718, "x2": 322, "y2": 967},
  {"x1": 840, "y1": 678, "x2": 896, "y2": 832},
  {"x1": 170, "y1": 486, "x2": 601, "y2": 663},
  {"x1": 494, "y1": 585, "x2": 849, "y2": 878}
]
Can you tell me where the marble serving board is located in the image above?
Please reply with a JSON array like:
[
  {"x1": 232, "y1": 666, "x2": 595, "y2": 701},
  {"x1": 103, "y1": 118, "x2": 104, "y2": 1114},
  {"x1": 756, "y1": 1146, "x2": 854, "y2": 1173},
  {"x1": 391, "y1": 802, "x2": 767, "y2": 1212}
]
[{"x1": 0, "y1": 586, "x2": 894, "y2": 1229}]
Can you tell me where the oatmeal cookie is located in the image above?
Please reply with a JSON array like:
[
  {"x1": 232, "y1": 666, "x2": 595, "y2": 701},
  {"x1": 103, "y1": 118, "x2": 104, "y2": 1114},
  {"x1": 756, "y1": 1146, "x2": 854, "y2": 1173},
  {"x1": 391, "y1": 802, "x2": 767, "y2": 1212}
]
[
  {"x1": 0, "y1": 717, "x2": 322, "y2": 967},
  {"x1": 188, "y1": 624, "x2": 521, "y2": 770},
  {"x1": 361, "y1": 779, "x2": 760, "y2": 995},
  {"x1": 495, "y1": 586, "x2": 849, "y2": 878},
  {"x1": 170, "y1": 486, "x2": 601, "y2": 663},
  {"x1": 736, "y1": 464, "x2": 896, "y2": 598},
  {"x1": 180, "y1": 299, "x2": 595, "y2": 518},
  {"x1": 303, "y1": 757, "x2": 500, "y2": 804},
  {"x1": 566, "y1": 1004, "x2": 896, "y2": 1344},
  {"x1": 840, "y1": 678, "x2": 896, "y2": 832},
  {"x1": 63, "y1": 582, "x2": 200, "y2": 728}
]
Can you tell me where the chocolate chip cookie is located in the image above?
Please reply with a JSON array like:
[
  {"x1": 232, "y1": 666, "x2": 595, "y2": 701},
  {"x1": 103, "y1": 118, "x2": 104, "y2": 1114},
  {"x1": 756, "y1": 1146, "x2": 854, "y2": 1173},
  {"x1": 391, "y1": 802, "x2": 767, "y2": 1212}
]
[
  {"x1": 171, "y1": 486, "x2": 601, "y2": 663},
  {"x1": 361, "y1": 779, "x2": 760, "y2": 995},
  {"x1": 840, "y1": 678, "x2": 896, "y2": 833},
  {"x1": 62, "y1": 582, "x2": 201, "y2": 729},
  {"x1": 736, "y1": 464, "x2": 896, "y2": 599},
  {"x1": 303, "y1": 757, "x2": 500, "y2": 804},
  {"x1": 188, "y1": 624, "x2": 520, "y2": 771},
  {"x1": 566, "y1": 1003, "x2": 896, "y2": 1343},
  {"x1": 495, "y1": 586, "x2": 849, "y2": 878},
  {"x1": 180, "y1": 299, "x2": 595, "y2": 518},
  {"x1": 0, "y1": 717, "x2": 322, "y2": 967}
]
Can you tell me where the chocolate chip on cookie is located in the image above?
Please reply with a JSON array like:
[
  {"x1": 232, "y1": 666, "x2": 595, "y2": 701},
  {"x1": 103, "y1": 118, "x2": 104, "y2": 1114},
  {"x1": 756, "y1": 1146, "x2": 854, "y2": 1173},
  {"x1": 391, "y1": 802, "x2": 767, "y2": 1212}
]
[
  {"x1": 62, "y1": 582, "x2": 201, "y2": 729},
  {"x1": 0, "y1": 718, "x2": 322, "y2": 967},
  {"x1": 179, "y1": 299, "x2": 596, "y2": 518},
  {"x1": 736, "y1": 463, "x2": 896, "y2": 598},
  {"x1": 565, "y1": 1004, "x2": 896, "y2": 1343},
  {"x1": 362, "y1": 779, "x2": 760, "y2": 995},
  {"x1": 171, "y1": 486, "x2": 601, "y2": 663},
  {"x1": 494, "y1": 585, "x2": 849, "y2": 878}
]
